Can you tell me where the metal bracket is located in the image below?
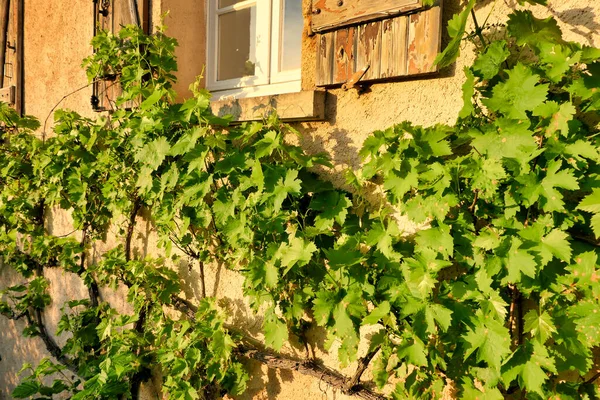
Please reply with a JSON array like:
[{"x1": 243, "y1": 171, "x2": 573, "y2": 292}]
[{"x1": 342, "y1": 65, "x2": 370, "y2": 91}]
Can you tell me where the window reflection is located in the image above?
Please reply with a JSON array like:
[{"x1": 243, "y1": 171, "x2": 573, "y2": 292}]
[
  {"x1": 218, "y1": 6, "x2": 257, "y2": 81},
  {"x1": 280, "y1": 0, "x2": 302, "y2": 72}
]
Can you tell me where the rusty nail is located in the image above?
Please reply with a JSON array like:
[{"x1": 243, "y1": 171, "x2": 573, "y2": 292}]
[
  {"x1": 337, "y1": 0, "x2": 343, "y2": 6},
  {"x1": 312, "y1": 8, "x2": 321, "y2": 14}
]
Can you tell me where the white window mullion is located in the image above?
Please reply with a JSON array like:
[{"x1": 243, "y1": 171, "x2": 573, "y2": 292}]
[{"x1": 254, "y1": 0, "x2": 272, "y2": 83}]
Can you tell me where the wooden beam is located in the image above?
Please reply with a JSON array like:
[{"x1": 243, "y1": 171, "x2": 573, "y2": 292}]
[
  {"x1": 0, "y1": 85, "x2": 15, "y2": 104},
  {"x1": 210, "y1": 91, "x2": 326, "y2": 122},
  {"x1": 311, "y1": 0, "x2": 422, "y2": 33}
]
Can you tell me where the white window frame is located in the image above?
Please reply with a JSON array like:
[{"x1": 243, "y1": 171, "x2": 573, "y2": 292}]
[{"x1": 206, "y1": 0, "x2": 302, "y2": 100}]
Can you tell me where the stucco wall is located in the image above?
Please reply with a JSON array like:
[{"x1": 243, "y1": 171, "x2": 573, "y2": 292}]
[{"x1": 1, "y1": 0, "x2": 600, "y2": 399}]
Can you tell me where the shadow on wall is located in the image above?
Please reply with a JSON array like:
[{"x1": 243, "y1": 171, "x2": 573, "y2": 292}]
[
  {"x1": 477, "y1": 0, "x2": 599, "y2": 46},
  {"x1": 552, "y1": 6, "x2": 599, "y2": 45}
]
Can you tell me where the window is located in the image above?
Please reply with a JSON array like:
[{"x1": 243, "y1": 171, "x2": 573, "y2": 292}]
[{"x1": 206, "y1": 0, "x2": 303, "y2": 99}]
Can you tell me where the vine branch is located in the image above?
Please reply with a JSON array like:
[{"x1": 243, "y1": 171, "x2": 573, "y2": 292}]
[
  {"x1": 344, "y1": 346, "x2": 381, "y2": 395},
  {"x1": 172, "y1": 297, "x2": 386, "y2": 400}
]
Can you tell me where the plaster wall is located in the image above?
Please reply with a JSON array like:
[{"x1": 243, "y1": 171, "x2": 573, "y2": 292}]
[{"x1": 1, "y1": 0, "x2": 600, "y2": 399}]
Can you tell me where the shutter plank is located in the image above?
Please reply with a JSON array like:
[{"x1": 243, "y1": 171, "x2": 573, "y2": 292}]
[
  {"x1": 355, "y1": 22, "x2": 381, "y2": 81},
  {"x1": 114, "y1": 0, "x2": 138, "y2": 32},
  {"x1": 137, "y1": 0, "x2": 149, "y2": 33},
  {"x1": 407, "y1": 5, "x2": 441, "y2": 75},
  {"x1": 333, "y1": 27, "x2": 354, "y2": 84},
  {"x1": 380, "y1": 16, "x2": 408, "y2": 78},
  {"x1": 316, "y1": 32, "x2": 335, "y2": 86},
  {"x1": 311, "y1": 0, "x2": 422, "y2": 33}
]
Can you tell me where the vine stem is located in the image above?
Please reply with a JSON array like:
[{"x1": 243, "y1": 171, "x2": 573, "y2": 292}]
[
  {"x1": 343, "y1": 346, "x2": 381, "y2": 394},
  {"x1": 199, "y1": 260, "x2": 207, "y2": 298},
  {"x1": 172, "y1": 297, "x2": 386, "y2": 400},
  {"x1": 470, "y1": 9, "x2": 487, "y2": 47},
  {"x1": 28, "y1": 309, "x2": 78, "y2": 373},
  {"x1": 125, "y1": 196, "x2": 142, "y2": 262},
  {"x1": 27, "y1": 257, "x2": 78, "y2": 373},
  {"x1": 584, "y1": 371, "x2": 600, "y2": 385},
  {"x1": 509, "y1": 284, "x2": 520, "y2": 348},
  {"x1": 42, "y1": 78, "x2": 104, "y2": 141},
  {"x1": 78, "y1": 227, "x2": 100, "y2": 308},
  {"x1": 122, "y1": 196, "x2": 149, "y2": 400},
  {"x1": 128, "y1": 303, "x2": 149, "y2": 400}
]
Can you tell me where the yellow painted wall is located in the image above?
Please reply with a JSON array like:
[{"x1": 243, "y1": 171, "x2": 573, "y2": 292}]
[{"x1": 1, "y1": 1, "x2": 600, "y2": 399}]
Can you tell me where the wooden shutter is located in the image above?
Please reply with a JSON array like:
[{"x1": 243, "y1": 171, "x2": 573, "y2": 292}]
[
  {"x1": 314, "y1": 0, "x2": 442, "y2": 87},
  {"x1": 92, "y1": 0, "x2": 149, "y2": 112},
  {"x1": 0, "y1": 0, "x2": 22, "y2": 112}
]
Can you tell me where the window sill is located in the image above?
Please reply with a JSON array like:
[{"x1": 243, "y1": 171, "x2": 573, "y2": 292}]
[{"x1": 210, "y1": 90, "x2": 326, "y2": 122}]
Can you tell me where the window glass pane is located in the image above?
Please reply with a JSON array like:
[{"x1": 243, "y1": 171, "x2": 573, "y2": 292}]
[
  {"x1": 280, "y1": 0, "x2": 302, "y2": 72},
  {"x1": 218, "y1": 7, "x2": 257, "y2": 81},
  {"x1": 219, "y1": 0, "x2": 245, "y2": 8}
]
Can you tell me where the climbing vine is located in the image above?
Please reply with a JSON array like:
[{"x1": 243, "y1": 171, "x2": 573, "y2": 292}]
[{"x1": 1, "y1": 1, "x2": 600, "y2": 399}]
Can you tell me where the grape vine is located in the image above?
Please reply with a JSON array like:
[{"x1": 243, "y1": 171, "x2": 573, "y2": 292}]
[{"x1": 1, "y1": 1, "x2": 600, "y2": 399}]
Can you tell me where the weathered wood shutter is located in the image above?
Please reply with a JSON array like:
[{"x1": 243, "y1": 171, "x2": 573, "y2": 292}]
[
  {"x1": 313, "y1": 0, "x2": 442, "y2": 87},
  {"x1": 92, "y1": 0, "x2": 149, "y2": 111},
  {"x1": 0, "y1": 0, "x2": 23, "y2": 112}
]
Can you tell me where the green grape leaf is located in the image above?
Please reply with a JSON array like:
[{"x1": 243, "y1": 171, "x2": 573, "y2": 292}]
[
  {"x1": 312, "y1": 290, "x2": 336, "y2": 326},
  {"x1": 363, "y1": 301, "x2": 391, "y2": 326},
  {"x1": 578, "y1": 189, "x2": 600, "y2": 216},
  {"x1": 534, "y1": 101, "x2": 576, "y2": 137},
  {"x1": 459, "y1": 67, "x2": 476, "y2": 119},
  {"x1": 333, "y1": 302, "x2": 355, "y2": 337},
  {"x1": 472, "y1": 40, "x2": 510, "y2": 80},
  {"x1": 263, "y1": 314, "x2": 288, "y2": 351},
  {"x1": 254, "y1": 130, "x2": 280, "y2": 159},
  {"x1": 463, "y1": 315, "x2": 511, "y2": 371},
  {"x1": 567, "y1": 252, "x2": 600, "y2": 295},
  {"x1": 12, "y1": 381, "x2": 41, "y2": 398},
  {"x1": 540, "y1": 160, "x2": 579, "y2": 212},
  {"x1": 135, "y1": 136, "x2": 171, "y2": 170},
  {"x1": 564, "y1": 140, "x2": 599, "y2": 162},
  {"x1": 183, "y1": 143, "x2": 209, "y2": 174},
  {"x1": 383, "y1": 168, "x2": 419, "y2": 202},
  {"x1": 169, "y1": 127, "x2": 203, "y2": 156},
  {"x1": 310, "y1": 191, "x2": 351, "y2": 230},
  {"x1": 471, "y1": 157, "x2": 507, "y2": 199},
  {"x1": 539, "y1": 229, "x2": 572, "y2": 263},
  {"x1": 140, "y1": 86, "x2": 165, "y2": 110},
  {"x1": 483, "y1": 63, "x2": 549, "y2": 120},
  {"x1": 271, "y1": 169, "x2": 302, "y2": 213},
  {"x1": 538, "y1": 43, "x2": 581, "y2": 83},
  {"x1": 523, "y1": 310, "x2": 557, "y2": 342},
  {"x1": 461, "y1": 378, "x2": 504, "y2": 400},
  {"x1": 504, "y1": 237, "x2": 537, "y2": 283},
  {"x1": 277, "y1": 236, "x2": 317, "y2": 276},
  {"x1": 434, "y1": 0, "x2": 476, "y2": 68},
  {"x1": 397, "y1": 336, "x2": 428, "y2": 367},
  {"x1": 415, "y1": 225, "x2": 454, "y2": 260},
  {"x1": 507, "y1": 10, "x2": 563, "y2": 49},
  {"x1": 521, "y1": 360, "x2": 549, "y2": 396},
  {"x1": 570, "y1": 300, "x2": 600, "y2": 347}
]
